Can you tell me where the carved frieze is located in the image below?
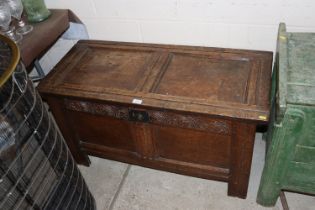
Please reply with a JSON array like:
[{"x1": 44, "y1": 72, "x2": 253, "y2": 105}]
[{"x1": 65, "y1": 99, "x2": 231, "y2": 135}]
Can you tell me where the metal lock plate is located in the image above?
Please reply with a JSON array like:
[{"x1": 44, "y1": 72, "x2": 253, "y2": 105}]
[{"x1": 128, "y1": 109, "x2": 149, "y2": 122}]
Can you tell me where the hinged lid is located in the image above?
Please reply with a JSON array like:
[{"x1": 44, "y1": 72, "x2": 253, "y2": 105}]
[
  {"x1": 276, "y1": 23, "x2": 315, "y2": 119},
  {"x1": 38, "y1": 40, "x2": 273, "y2": 122}
]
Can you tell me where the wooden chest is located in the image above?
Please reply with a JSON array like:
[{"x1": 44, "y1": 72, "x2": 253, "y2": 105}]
[{"x1": 38, "y1": 40, "x2": 273, "y2": 199}]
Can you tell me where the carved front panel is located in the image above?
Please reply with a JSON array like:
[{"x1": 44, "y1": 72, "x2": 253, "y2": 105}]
[
  {"x1": 149, "y1": 111, "x2": 231, "y2": 135},
  {"x1": 65, "y1": 99, "x2": 129, "y2": 120},
  {"x1": 65, "y1": 99, "x2": 231, "y2": 135}
]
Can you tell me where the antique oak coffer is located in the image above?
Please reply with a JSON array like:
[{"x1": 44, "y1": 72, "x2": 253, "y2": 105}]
[{"x1": 38, "y1": 40, "x2": 273, "y2": 198}]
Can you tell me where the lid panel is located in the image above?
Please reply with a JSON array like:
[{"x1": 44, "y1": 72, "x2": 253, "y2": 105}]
[
  {"x1": 63, "y1": 47, "x2": 155, "y2": 91},
  {"x1": 151, "y1": 53, "x2": 251, "y2": 104},
  {"x1": 286, "y1": 33, "x2": 315, "y2": 105},
  {"x1": 277, "y1": 23, "x2": 315, "y2": 108}
]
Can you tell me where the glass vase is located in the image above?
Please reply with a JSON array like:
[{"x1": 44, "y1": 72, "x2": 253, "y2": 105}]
[{"x1": 21, "y1": 0, "x2": 51, "y2": 23}]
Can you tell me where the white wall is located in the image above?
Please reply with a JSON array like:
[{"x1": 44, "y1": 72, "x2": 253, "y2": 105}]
[
  {"x1": 45, "y1": 0, "x2": 315, "y2": 52},
  {"x1": 35, "y1": 0, "x2": 315, "y2": 74}
]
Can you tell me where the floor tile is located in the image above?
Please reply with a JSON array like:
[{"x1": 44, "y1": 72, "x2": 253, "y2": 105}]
[
  {"x1": 79, "y1": 157, "x2": 129, "y2": 210},
  {"x1": 285, "y1": 191, "x2": 315, "y2": 210},
  {"x1": 110, "y1": 168, "x2": 277, "y2": 210}
]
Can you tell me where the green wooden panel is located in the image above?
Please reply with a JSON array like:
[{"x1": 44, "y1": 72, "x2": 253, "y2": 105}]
[
  {"x1": 276, "y1": 23, "x2": 288, "y2": 121},
  {"x1": 294, "y1": 145, "x2": 315, "y2": 163},
  {"x1": 284, "y1": 161, "x2": 315, "y2": 193},
  {"x1": 257, "y1": 23, "x2": 315, "y2": 207}
]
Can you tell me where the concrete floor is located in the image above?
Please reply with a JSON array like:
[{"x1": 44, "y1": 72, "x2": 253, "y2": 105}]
[{"x1": 79, "y1": 133, "x2": 315, "y2": 210}]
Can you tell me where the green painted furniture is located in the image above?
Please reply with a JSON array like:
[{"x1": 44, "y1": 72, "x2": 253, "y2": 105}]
[{"x1": 257, "y1": 23, "x2": 315, "y2": 206}]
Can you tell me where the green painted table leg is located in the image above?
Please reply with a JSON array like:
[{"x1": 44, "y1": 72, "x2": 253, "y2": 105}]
[
  {"x1": 257, "y1": 109, "x2": 305, "y2": 206},
  {"x1": 257, "y1": 125, "x2": 282, "y2": 206}
]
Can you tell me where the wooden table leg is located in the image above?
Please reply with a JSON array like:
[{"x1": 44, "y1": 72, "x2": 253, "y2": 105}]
[
  {"x1": 228, "y1": 122, "x2": 256, "y2": 198},
  {"x1": 46, "y1": 97, "x2": 91, "y2": 166},
  {"x1": 280, "y1": 191, "x2": 290, "y2": 210}
]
